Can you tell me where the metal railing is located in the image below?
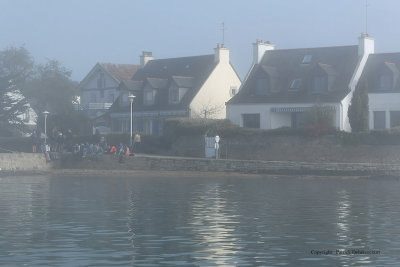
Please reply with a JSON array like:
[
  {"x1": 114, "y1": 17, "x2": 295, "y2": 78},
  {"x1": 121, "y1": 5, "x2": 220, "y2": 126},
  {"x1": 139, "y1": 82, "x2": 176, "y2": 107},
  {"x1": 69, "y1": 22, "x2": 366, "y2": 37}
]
[{"x1": 74, "y1": 102, "x2": 113, "y2": 111}]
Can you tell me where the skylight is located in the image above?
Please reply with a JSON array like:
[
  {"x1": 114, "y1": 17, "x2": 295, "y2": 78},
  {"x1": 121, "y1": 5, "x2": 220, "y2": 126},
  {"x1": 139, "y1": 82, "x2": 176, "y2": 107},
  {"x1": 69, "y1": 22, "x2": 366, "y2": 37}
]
[
  {"x1": 301, "y1": 55, "x2": 312, "y2": 64},
  {"x1": 289, "y1": 79, "x2": 302, "y2": 90}
]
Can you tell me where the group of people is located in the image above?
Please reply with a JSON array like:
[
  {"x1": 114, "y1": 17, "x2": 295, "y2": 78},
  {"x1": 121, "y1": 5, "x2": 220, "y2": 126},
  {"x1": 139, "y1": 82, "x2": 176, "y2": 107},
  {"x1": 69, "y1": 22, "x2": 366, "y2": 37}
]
[
  {"x1": 30, "y1": 128, "x2": 73, "y2": 154},
  {"x1": 106, "y1": 132, "x2": 141, "y2": 162},
  {"x1": 31, "y1": 128, "x2": 142, "y2": 163}
]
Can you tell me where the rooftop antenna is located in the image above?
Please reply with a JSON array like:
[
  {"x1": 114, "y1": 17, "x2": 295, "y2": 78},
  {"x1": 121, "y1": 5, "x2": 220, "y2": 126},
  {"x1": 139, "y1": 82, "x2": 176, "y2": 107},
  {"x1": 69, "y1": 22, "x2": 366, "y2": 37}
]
[
  {"x1": 365, "y1": 0, "x2": 369, "y2": 34},
  {"x1": 221, "y1": 22, "x2": 225, "y2": 47}
]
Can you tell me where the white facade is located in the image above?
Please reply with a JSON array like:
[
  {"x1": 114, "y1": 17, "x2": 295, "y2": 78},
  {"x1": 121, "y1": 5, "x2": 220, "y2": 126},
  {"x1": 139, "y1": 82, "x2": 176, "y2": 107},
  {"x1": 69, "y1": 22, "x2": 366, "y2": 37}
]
[
  {"x1": 190, "y1": 47, "x2": 242, "y2": 119},
  {"x1": 227, "y1": 35, "x2": 376, "y2": 132},
  {"x1": 340, "y1": 34, "x2": 375, "y2": 131},
  {"x1": 227, "y1": 103, "x2": 341, "y2": 129},
  {"x1": 368, "y1": 93, "x2": 400, "y2": 129}
]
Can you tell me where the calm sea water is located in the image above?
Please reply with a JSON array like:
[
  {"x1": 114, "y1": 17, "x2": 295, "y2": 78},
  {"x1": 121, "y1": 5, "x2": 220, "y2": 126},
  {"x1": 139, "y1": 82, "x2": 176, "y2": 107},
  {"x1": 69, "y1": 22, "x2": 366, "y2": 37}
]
[{"x1": 0, "y1": 173, "x2": 399, "y2": 266}]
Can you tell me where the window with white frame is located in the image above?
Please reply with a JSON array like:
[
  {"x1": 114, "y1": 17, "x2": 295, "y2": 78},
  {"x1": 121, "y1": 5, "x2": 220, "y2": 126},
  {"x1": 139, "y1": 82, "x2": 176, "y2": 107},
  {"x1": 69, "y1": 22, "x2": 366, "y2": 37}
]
[
  {"x1": 390, "y1": 111, "x2": 400, "y2": 128},
  {"x1": 242, "y1": 113, "x2": 260, "y2": 128},
  {"x1": 373, "y1": 111, "x2": 386, "y2": 129}
]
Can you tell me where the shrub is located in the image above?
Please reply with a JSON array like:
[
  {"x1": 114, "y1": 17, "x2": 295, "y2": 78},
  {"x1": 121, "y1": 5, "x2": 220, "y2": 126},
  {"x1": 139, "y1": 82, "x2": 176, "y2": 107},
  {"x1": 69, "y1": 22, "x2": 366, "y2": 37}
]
[{"x1": 0, "y1": 137, "x2": 32, "y2": 152}]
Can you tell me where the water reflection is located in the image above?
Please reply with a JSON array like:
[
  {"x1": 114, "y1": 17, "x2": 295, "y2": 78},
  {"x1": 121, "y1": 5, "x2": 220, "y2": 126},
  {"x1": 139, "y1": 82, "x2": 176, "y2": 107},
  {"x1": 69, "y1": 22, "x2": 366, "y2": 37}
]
[
  {"x1": 336, "y1": 189, "x2": 351, "y2": 243},
  {"x1": 189, "y1": 183, "x2": 241, "y2": 266},
  {"x1": 0, "y1": 175, "x2": 400, "y2": 266}
]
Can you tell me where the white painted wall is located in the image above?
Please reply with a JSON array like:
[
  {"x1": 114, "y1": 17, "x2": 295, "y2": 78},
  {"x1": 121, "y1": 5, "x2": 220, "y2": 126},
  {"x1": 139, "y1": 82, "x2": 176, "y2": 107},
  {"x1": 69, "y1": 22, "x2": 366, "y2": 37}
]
[
  {"x1": 227, "y1": 103, "x2": 341, "y2": 129},
  {"x1": 342, "y1": 34, "x2": 375, "y2": 131},
  {"x1": 190, "y1": 48, "x2": 241, "y2": 119},
  {"x1": 368, "y1": 93, "x2": 400, "y2": 129}
]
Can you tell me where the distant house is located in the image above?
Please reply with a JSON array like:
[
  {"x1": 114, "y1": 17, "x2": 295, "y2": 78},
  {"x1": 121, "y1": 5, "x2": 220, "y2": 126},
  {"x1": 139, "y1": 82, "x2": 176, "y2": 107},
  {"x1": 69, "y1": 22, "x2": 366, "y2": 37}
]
[
  {"x1": 78, "y1": 62, "x2": 140, "y2": 120},
  {"x1": 358, "y1": 53, "x2": 400, "y2": 129},
  {"x1": 227, "y1": 34, "x2": 376, "y2": 132},
  {"x1": 109, "y1": 46, "x2": 241, "y2": 135}
]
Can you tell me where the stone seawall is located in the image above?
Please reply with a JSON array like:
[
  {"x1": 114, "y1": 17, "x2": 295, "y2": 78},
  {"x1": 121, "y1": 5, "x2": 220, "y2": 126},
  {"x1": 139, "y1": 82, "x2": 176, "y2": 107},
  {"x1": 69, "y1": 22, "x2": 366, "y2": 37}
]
[
  {"x1": 57, "y1": 154, "x2": 400, "y2": 176},
  {"x1": 0, "y1": 153, "x2": 49, "y2": 174},
  {"x1": 3, "y1": 153, "x2": 399, "y2": 177}
]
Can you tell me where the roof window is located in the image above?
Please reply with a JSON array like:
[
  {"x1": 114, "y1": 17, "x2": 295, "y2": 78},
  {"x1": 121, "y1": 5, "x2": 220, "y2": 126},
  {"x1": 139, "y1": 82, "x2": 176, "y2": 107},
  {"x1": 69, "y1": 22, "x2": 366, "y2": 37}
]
[
  {"x1": 301, "y1": 55, "x2": 312, "y2": 65},
  {"x1": 289, "y1": 79, "x2": 302, "y2": 90}
]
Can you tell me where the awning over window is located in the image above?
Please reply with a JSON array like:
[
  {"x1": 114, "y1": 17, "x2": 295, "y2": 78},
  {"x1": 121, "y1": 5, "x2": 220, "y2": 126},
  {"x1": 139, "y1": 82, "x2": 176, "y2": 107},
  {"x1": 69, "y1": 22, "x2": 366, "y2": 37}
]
[{"x1": 271, "y1": 106, "x2": 336, "y2": 113}]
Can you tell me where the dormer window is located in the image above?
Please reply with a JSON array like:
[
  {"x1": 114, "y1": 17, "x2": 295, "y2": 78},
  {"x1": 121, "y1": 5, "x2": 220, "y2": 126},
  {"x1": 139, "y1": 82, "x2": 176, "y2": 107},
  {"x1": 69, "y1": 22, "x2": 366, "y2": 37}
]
[
  {"x1": 144, "y1": 90, "x2": 154, "y2": 105},
  {"x1": 255, "y1": 78, "x2": 269, "y2": 95},
  {"x1": 379, "y1": 74, "x2": 393, "y2": 91},
  {"x1": 302, "y1": 55, "x2": 312, "y2": 65},
  {"x1": 169, "y1": 86, "x2": 188, "y2": 104},
  {"x1": 170, "y1": 88, "x2": 179, "y2": 103},
  {"x1": 289, "y1": 79, "x2": 301, "y2": 91},
  {"x1": 312, "y1": 75, "x2": 328, "y2": 94}
]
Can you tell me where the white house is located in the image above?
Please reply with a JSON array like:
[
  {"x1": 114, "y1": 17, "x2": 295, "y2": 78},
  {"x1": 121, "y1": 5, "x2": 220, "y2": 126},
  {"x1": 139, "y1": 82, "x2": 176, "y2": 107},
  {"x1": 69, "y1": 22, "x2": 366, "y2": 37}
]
[
  {"x1": 227, "y1": 34, "x2": 375, "y2": 132},
  {"x1": 78, "y1": 62, "x2": 140, "y2": 119},
  {"x1": 358, "y1": 53, "x2": 400, "y2": 129},
  {"x1": 109, "y1": 46, "x2": 242, "y2": 135}
]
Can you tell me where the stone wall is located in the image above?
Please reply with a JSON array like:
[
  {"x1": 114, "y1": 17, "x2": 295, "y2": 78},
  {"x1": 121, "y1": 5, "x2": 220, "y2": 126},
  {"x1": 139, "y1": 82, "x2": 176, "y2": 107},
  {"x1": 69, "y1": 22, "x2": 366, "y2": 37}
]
[
  {"x1": 165, "y1": 135, "x2": 400, "y2": 164},
  {"x1": 0, "y1": 153, "x2": 49, "y2": 173},
  {"x1": 57, "y1": 154, "x2": 400, "y2": 176}
]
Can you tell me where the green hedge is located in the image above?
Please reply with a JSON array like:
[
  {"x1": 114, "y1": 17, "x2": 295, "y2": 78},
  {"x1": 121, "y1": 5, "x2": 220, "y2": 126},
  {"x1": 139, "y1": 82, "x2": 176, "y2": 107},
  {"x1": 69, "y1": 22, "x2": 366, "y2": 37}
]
[
  {"x1": 337, "y1": 128, "x2": 400, "y2": 146},
  {"x1": 0, "y1": 137, "x2": 32, "y2": 152}
]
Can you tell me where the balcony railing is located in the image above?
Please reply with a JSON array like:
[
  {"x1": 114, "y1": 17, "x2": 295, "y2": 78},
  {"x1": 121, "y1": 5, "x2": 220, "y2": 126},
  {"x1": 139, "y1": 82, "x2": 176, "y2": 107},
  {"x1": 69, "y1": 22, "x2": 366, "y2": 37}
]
[{"x1": 74, "y1": 102, "x2": 113, "y2": 111}]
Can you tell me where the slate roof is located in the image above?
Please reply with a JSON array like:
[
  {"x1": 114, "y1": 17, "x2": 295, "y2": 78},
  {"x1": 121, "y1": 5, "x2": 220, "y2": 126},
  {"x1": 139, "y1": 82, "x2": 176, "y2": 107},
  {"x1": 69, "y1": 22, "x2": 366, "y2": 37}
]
[
  {"x1": 119, "y1": 80, "x2": 144, "y2": 91},
  {"x1": 111, "y1": 54, "x2": 217, "y2": 112},
  {"x1": 146, "y1": 78, "x2": 169, "y2": 89},
  {"x1": 172, "y1": 76, "x2": 195, "y2": 88},
  {"x1": 358, "y1": 53, "x2": 400, "y2": 92},
  {"x1": 99, "y1": 63, "x2": 140, "y2": 82},
  {"x1": 228, "y1": 45, "x2": 359, "y2": 104}
]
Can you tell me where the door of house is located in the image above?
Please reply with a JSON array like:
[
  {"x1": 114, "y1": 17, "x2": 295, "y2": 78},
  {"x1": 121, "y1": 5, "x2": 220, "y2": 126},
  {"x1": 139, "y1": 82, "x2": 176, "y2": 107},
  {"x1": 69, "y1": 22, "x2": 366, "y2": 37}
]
[{"x1": 205, "y1": 137, "x2": 216, "y2": 158}]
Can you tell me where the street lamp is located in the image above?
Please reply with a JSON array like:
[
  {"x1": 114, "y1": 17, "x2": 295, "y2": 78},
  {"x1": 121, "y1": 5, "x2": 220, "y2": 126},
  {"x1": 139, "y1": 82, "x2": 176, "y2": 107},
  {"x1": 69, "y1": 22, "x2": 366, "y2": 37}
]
[
  {"x1": 128, "y1": 94, "x2": 136, "y2": 148},
  {"x1": 43, "y1": 110, "x2": 50, "y2": 145},
  {"x1": 215, "y1": 135, "x2": 220, "y2": 159}
]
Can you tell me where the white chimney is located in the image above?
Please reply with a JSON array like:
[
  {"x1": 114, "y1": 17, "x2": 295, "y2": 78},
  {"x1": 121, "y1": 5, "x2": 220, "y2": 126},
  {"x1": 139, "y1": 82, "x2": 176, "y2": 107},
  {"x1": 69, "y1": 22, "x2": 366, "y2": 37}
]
[
  {"x1": 253, "y1": 40, "x2": 275, "y2": 65},
  {"x1": 140, "y1": 51, "x2": 154, "y2": 67},
  {"x1": 214, "y1": 44, "x2": 230, "y2": 64},
  {"x1": 358, "y1": 33, "x2": 374, "y2": 57}
]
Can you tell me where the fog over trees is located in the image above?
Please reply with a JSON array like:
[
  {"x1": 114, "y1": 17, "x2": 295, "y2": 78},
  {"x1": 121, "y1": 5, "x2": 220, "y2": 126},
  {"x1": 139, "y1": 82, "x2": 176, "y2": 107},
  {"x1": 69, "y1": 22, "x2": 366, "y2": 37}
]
[{"x1": 0, "y1": 46, "x2": 83, "y2": 136}]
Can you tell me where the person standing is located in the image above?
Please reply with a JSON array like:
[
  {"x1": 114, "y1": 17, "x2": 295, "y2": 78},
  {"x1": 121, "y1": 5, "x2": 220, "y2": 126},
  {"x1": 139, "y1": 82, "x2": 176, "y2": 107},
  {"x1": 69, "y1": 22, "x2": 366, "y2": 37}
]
[
  {"x1": 133, "y1": 132, "x2": 141, "y2": 154},
  {"x1": 30, "y1": 130, "x2": 38, "y2": 153}
]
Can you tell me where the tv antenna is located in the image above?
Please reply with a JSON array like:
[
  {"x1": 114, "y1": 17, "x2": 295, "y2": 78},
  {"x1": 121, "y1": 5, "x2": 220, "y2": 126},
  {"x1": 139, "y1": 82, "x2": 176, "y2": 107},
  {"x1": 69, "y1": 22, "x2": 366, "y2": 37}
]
[
  {"x1": 365, "y1": 0, "x2": 369, "y2": 34},
  {"x1": 221, "y1": 22, "x2": 225, "y2": 46}
]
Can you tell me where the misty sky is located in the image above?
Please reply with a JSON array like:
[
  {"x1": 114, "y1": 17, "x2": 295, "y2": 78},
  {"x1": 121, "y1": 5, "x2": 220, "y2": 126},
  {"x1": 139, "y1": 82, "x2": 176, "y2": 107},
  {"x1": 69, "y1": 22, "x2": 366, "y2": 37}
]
[{"x1": 1, "y1": 0, "x2": 399, "y2": 81}]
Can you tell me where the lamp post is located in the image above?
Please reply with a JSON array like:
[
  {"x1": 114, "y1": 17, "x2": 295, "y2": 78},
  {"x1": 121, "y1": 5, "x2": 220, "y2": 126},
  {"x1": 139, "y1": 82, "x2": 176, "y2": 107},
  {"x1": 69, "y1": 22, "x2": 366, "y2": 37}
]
[
  {"x1": 128, "y1": 94, "x2": 136, "y2": 148},
  {"x1": 215, "y1": 135, "x2": 220, "y2": 159},
  {"x1": 43, "y1": 111, "x2": 50, "y2": 145}
]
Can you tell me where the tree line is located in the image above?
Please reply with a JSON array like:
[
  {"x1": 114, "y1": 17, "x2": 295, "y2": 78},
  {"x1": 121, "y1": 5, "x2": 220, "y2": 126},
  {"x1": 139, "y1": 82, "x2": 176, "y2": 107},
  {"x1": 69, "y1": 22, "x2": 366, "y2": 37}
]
[{"x1": 0, "y1": 46, "x2": 89, "y2": 137}]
